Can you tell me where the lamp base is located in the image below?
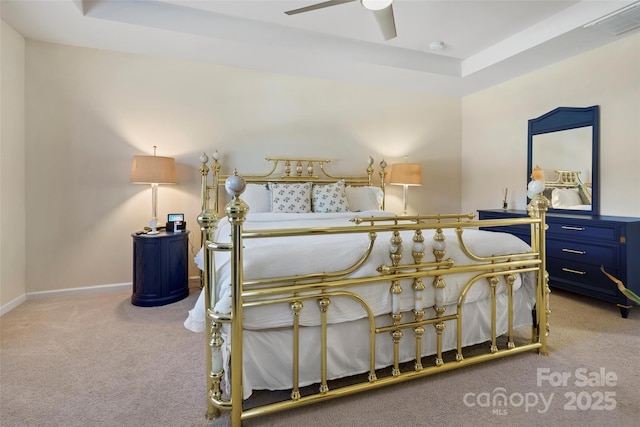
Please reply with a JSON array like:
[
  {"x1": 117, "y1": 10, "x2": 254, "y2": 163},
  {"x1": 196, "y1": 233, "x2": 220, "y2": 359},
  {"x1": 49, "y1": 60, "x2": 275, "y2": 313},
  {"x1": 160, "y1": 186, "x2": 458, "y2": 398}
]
[
  {"x1": 147, "y1": 218, "x2": 159, "y2": 235},
  {"x1": 402, "y1": 184, "x2": 408, "y2": 216}
]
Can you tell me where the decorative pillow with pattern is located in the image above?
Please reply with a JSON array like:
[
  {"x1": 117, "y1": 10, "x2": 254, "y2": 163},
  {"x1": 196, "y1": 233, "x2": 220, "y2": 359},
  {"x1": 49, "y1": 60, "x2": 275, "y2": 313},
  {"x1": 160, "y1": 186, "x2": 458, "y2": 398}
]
[
  {"x1": 270, "y1": 182, "x2": 312, "y2": 213},
  {"x1": 312, "y1": 180, "x2": 351, "y2": 213}
]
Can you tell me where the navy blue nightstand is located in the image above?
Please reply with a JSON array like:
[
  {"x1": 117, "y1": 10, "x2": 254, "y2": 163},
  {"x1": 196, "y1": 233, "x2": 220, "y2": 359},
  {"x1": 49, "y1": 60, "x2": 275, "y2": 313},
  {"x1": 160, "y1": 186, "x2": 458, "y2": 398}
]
[{"x1": 131, "y1": 230, "x2": 190, "y2": 307}]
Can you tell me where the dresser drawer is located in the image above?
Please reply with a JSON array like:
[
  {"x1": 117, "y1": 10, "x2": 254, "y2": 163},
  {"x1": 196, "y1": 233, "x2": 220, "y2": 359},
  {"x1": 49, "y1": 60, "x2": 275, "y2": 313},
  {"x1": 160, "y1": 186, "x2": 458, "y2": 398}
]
[
  {"x1": 478, "y1": 210, "x2": 640, "y2": 317},
  {"x1": 547, "y1": 221, "x2": 619, "y2": 242},
  {"x1": 547, "y1": 259, "x2": 619, "y2": 298},
  {"x1": 546, "y1": 239, "x2": 618, "y2": 268}
]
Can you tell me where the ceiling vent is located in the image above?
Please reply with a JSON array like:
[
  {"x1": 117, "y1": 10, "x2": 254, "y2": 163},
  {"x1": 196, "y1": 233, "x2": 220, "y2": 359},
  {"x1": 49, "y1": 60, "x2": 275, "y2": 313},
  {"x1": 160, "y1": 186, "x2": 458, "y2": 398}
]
[{"x1": 584, "y1": 1, "x2": 640, "y2": 35}]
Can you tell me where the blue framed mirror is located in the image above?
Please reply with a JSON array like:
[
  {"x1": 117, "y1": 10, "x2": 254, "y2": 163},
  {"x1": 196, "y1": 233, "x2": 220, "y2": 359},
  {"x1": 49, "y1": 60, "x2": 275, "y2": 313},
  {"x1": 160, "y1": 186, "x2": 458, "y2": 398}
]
[{"x1": 527, "y1": 106, "x2": 600, "y2": 216}]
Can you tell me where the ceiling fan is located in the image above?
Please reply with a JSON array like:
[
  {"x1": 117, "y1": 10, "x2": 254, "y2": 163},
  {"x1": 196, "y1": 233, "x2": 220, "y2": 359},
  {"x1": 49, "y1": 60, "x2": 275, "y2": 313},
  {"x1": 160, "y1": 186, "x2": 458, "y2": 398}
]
[{"x1": 284, "y1": 0, "x2": 397, "y2": 41}]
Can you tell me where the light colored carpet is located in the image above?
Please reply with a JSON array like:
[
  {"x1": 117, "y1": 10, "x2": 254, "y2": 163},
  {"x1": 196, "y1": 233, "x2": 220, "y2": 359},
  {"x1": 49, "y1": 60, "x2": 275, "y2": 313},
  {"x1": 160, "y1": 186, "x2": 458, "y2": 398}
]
[{"x1": 1, "y1": 285, "x2": 638, "y2": 427}]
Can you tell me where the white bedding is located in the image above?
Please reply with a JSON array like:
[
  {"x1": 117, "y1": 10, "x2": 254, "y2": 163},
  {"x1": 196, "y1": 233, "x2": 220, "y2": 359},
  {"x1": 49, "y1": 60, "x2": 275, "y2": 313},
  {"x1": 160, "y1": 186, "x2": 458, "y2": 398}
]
[
  {"x1": 238, "y1": 286, "x2": 535, "y2": 398},
  {"x1": 184, "y1": 211, "x2": 537, "y2": 399},
  {"x1": 185, "y1": 211, "x2": 533, "y2": 331}
]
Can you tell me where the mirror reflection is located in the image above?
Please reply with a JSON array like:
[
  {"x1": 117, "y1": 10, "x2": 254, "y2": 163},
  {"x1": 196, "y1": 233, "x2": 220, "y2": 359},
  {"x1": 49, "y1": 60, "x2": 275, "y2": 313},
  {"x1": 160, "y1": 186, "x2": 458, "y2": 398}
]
[
  {"x1": 527, "y1": 105, "x2": 599, "y2": 216},
  {"x1": 533, "y1": 126, "x2": 593, "y2": 211}
]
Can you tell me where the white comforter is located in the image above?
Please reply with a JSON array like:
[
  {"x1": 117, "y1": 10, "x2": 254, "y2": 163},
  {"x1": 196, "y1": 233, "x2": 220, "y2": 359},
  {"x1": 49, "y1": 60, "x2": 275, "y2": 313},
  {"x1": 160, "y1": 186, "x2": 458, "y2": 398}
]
[{"x1": 184, "y1": 211, "x2": 534, "y2": 333}]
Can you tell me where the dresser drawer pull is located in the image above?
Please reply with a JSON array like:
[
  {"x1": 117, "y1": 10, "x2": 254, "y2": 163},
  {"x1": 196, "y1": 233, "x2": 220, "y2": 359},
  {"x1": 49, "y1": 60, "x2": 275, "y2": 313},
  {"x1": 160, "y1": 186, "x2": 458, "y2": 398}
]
[
  {"x1": 562, "y1": 248, "x2": 586, "y2": 255},
  {"x1": 561, "y1": 226, "x2": 586, "y2": 231},
  {"x1": 562, "y1": 267, "x2": 587, "y2": 275}
]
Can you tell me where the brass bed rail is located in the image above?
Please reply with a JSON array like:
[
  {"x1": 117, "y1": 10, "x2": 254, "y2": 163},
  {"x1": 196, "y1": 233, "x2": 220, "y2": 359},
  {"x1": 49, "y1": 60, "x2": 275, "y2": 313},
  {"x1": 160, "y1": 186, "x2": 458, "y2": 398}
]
[{"x1": 197, "y1": 153, "x2": 550, "y2": 426}]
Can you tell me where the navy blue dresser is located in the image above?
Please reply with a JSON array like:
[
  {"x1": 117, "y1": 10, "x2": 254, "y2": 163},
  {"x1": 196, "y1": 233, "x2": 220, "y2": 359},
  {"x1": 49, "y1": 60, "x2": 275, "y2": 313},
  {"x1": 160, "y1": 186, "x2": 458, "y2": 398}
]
[
  {"x1": 131, "y1": 230, "x2": 190, "y2": 307},
  {"x1": 478, "y1": 210, "x2": 640, "y2": 318}
]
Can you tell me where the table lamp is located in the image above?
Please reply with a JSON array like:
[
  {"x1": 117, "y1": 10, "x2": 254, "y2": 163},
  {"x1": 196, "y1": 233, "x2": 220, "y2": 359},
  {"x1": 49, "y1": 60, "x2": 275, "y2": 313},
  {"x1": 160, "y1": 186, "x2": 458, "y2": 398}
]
[
  {"x1": 130, "y1": 146, "x2": 176, "y2": 234},
  {"x1": 389, "y1": 159, "x2": 422, "y2": 215}
]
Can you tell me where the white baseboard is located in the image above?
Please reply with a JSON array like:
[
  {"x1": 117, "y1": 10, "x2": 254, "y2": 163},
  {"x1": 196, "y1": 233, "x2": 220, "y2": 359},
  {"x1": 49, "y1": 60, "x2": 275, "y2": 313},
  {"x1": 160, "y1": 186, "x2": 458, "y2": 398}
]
[
  {"x1": 1, "y1": 283, "x2": 130, "y2": 316},
  {"x1": 0, "y1": 294, "x2": 27, "y2": 317},
  {"x1": 1, "y1": 276, "x2": 202, "y2": 317},
  {"x1": 26, "y1": 282, "x2": 132, "y2": 300}
]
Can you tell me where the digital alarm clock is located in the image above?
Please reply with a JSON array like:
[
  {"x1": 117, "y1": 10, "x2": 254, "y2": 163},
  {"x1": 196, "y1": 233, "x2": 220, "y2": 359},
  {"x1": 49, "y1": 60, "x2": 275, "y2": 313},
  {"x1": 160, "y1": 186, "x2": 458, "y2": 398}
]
[
  {"x1": 166, "y1": 213, "x2": 186, "y2": 232},
  {"x1": 167, "y1": 213, "x2": 184, "y2": 222}
]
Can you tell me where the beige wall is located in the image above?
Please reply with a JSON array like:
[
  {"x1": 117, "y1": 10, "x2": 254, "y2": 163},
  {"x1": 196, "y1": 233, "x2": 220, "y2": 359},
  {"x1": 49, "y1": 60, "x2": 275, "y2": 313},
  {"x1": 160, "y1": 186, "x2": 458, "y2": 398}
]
[
  {"x1": 2, "y1": 25, "x2": 638, "y2": 309},
  {"x1": 461, "y1": 33, "x2": 640, "y2": 217},
  {"x1": 1, "y1": 21, "x2": 27, "y2": 311},
  {"x1": 21, "y1": 40, "x2": 460, "y2": 295}
]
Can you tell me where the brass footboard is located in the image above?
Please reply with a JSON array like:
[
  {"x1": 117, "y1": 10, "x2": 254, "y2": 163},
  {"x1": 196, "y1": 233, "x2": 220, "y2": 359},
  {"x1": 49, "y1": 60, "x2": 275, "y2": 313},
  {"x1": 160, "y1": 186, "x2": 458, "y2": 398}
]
[{"x1": 197, "y1": 154, "x2": 550, "y2": 426}]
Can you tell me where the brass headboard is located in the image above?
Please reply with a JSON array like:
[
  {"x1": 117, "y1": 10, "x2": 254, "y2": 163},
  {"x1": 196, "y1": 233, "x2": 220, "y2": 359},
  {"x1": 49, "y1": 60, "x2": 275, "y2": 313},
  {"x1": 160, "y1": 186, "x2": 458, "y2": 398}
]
[{"x1": 198, "y1": 152, "x2": 389, "y2": 216}]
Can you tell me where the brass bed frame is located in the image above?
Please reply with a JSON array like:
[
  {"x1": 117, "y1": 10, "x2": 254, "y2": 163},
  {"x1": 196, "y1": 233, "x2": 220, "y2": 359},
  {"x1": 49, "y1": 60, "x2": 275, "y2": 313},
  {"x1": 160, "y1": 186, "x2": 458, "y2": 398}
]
[{"x1": 197, "y1": 152, "x2": 550, "y2": 426}]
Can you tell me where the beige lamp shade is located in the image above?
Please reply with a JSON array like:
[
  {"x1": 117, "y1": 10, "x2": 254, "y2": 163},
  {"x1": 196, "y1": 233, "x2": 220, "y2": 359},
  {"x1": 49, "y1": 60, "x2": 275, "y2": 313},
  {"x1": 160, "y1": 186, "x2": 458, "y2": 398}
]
[
  {"x1": 130, "y1": 155, "x2": 177, "y2": 184},
  {"x1": 389, "y1": 163, "x2": 422, "y2": 186}
]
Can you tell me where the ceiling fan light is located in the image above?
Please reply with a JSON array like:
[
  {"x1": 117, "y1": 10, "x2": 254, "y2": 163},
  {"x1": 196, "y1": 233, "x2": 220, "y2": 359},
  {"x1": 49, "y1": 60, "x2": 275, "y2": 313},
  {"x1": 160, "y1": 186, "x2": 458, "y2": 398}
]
[{"x1": 361, "y1": 0, "x2": 393, "y2": 12}]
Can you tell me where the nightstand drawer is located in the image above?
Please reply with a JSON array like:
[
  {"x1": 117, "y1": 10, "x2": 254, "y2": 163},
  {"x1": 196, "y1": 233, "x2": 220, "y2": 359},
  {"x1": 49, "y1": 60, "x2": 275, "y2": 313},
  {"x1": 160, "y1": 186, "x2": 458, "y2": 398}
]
[
  {"x1": 546, "y1": 239, "x2": 618, "y2": 268},
  {"x1": 547, "y1": 221, "x2": 619, "y2": 242}
]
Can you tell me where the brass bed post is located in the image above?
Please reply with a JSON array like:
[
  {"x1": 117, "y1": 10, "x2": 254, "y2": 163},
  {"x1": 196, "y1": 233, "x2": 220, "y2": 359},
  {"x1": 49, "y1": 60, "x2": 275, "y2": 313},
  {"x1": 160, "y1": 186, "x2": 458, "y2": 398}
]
[
  {"x1": 197, "y1": 152, "x2": 220, "y2": 420},
  {"x1": 379, "y1": 160, "x2": 388, "y2": 210},
  {"x1": 211, "y1": 151, "x2": 221, "y2": 214},
  {"x1": 224, "y1": 172, "x2": 249, "y2": 426},
  {"x1": 527, "y1": 192, "x2": 550, "y2": 355}
]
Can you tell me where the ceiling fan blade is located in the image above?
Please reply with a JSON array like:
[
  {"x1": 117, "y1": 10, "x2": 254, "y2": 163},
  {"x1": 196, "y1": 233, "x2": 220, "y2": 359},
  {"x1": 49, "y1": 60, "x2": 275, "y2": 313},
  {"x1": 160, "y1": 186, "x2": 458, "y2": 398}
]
[
  {"x1": 285, "y1": 0, "x2": 357, "y2": 16},
  {"x1": 371, "y1": 4, "x2": 397, "y2": 40}
]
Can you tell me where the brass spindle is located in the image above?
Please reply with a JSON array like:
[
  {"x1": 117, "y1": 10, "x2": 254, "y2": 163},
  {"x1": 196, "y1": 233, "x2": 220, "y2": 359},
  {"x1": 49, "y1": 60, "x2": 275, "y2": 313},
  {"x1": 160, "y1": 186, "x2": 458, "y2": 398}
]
[
  {"x1": 414, "y1": 325, "x2": 424, "y2": 371},
  {"x1": 318, "y1": 298, "x2": 331, "y2": 393},
  {"x1": 412, "y1": 229, "x2": 426, "y2": 370},
  {"x1": 506, "y1": 274, "x2": 516, "y2": 348},
  {"x1": 290, "y1": 301, "x2": 303, "y2": 401},
  {"x1": 209, "y1": 321, "x2": 223, "y2": 401},
  {"x1": 488, "y1": 276, "x2": 499, "y2": 353},
  {"x1": 434, "y1": 321, "x2": 445, "y2": 366},
  {"x1": 389, "y1": 230, "x2": 403, "y2": 325},
  {"x1": 456, "y1": 304, "x2": 464, "y2": 361},
  {"x1": 391, "y1": 329, "x2": 403, "y2": 376}
]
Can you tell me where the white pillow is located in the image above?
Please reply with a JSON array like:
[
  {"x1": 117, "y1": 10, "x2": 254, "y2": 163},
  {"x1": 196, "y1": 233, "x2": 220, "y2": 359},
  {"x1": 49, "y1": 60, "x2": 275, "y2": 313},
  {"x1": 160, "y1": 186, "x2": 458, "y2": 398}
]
[
  {"x1": 270, "y1": 182, "x2": 312, "y2": 213},
  {"x1": 312, "y1": 180, "x2": 350, "y2": 213},
  {"x1": 241, "y1": 183, "x2": 271, "y2": 213},
  {"x1": 345, "y1": 186, "x2": 384, "y2": 211},
  {"x1": 551, "y1": 188, "x2": 583, "y2": 208}
]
